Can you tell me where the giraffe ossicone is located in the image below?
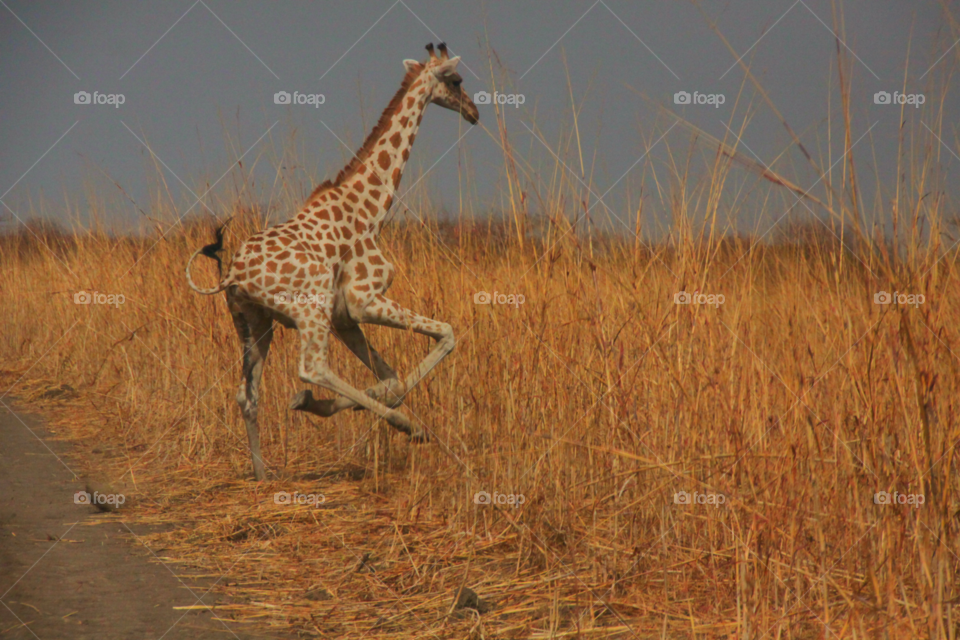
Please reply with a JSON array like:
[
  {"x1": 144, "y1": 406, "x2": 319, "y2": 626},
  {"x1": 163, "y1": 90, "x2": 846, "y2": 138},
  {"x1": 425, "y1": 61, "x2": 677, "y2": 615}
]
[{"x1": 185, "y1": 43, "x2": 479, "y2": 481}]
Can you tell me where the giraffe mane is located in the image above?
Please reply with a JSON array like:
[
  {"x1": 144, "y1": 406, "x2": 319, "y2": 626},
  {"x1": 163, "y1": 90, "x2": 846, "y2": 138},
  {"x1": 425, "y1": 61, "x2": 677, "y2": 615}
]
[{"x1": 308, "y1": 67, "x2": 422, "y2": 201}]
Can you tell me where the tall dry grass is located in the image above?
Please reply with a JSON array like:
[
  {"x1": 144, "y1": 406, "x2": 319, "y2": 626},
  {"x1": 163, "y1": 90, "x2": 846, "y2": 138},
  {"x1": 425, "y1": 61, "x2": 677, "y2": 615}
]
[{"x1": 2, "y1": 20, "x2": 959, "y2": 640}]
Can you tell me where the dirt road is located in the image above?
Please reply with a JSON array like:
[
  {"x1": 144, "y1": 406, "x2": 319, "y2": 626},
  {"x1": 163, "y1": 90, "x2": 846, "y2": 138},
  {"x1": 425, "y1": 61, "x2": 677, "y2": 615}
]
[{"x1": 0, "y1": 401, "x2": 280, "y2": 640}]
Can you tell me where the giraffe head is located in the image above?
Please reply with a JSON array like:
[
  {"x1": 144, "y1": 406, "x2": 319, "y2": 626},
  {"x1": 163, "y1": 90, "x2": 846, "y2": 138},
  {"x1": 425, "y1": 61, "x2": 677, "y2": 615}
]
[{"x1": 403, "y1": 43, "x2": 479, "y2": 125}]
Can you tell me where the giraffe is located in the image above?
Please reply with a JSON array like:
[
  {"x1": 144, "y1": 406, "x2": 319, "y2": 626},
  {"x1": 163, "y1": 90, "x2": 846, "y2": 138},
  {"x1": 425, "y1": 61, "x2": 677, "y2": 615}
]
[{"x1": 185, "y1": 43, "x2": 478, "y2": 481}]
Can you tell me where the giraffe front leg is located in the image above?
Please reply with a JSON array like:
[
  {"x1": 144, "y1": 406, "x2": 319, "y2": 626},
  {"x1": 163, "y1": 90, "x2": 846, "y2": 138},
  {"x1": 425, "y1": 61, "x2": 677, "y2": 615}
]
[
  {"x1": 358, "y1": 294, "x2": 456, "y2": 402},
  {"x1": 288, "y1": 389, "x2": 337, "y2": 415},
  {"x1": 295, "y1": 324, "x2": 426, "y2": 442},
  {"x1": 289, "y1": 321, "x2": 405, "y2": 416},
  {"x1": 289, "y1": 383, "x2": 404, "y2": 417},
  {"x1": 335, "y1": 319, "x2": 408, "y2": 409}
]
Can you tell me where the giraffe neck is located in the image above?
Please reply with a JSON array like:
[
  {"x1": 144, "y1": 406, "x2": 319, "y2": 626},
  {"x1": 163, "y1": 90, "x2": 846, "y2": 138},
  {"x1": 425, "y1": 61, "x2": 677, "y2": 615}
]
[
  {"x1": 306, "y1": 72, "x2": 431, "y2": 236},
  {"x1": 358, "y1": 78, "x2": 429, "y2": 230}
]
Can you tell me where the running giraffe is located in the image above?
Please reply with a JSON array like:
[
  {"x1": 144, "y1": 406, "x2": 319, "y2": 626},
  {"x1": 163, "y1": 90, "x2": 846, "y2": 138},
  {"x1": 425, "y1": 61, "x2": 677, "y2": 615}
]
[{"x1": 186, "y1": 43, "x2": 478, "y2": 480}]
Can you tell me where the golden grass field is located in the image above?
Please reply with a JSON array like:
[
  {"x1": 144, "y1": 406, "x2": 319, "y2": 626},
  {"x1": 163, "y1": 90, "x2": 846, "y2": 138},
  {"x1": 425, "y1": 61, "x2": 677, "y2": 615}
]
[{"x1": 2, "y1": 38, "x2": 959, "y2": 640}]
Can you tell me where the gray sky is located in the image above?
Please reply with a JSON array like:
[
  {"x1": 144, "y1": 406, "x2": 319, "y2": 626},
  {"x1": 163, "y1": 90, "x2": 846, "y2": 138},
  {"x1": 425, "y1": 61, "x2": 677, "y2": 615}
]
[{"x1": 0, "y1": 1, "x2": 956, "y2": 238}]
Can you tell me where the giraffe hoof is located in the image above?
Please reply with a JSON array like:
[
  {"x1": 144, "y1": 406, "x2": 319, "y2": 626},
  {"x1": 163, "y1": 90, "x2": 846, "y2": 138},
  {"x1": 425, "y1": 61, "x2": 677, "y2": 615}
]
[
  {"x1": 384, "y1": 410, "x2": 417, "y2": 437},
  {"x1": 289, "y1": 390, "x2": 314, "y2": 411},
  {"x1": 289, "y1": 390, "x2": 337, "y2": 417},
  {"x1": 409, "y1": 428, "x2": 429, "y2": 444}
]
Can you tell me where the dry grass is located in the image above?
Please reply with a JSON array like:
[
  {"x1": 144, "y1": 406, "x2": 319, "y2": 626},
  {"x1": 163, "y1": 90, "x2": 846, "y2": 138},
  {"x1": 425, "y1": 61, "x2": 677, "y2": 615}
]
[
  {"x1": 3, "y1": 208, "x2": 959, "y2": 638},
  {"x1": 2, "y1": 18, "x2": 960, "y2": 640}
]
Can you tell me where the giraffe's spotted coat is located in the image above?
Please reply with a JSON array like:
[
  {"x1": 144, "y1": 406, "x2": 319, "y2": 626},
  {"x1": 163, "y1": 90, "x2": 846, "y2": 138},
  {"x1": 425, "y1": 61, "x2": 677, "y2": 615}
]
[{"x1": 186, "y1": 44, "x2": 479, "y2": 481}]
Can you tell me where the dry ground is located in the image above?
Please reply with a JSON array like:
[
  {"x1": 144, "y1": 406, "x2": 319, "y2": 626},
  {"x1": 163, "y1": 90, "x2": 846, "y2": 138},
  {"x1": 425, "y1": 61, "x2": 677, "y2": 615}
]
[{"x1": 0, "y1": 401, "x2": 292, "y2": 640}]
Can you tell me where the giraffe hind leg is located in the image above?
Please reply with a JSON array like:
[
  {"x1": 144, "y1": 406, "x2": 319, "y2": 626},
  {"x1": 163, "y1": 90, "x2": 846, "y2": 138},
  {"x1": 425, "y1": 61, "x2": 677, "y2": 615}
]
[{"x1": 231, "y1": 304, "x2": 274, "y2": 481}]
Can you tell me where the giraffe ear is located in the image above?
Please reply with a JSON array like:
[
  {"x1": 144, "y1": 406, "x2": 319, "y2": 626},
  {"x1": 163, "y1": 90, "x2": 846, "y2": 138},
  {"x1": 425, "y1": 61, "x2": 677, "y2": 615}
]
[
  {"x1": 433, "y1": 56, "x2": 460, "y2": 78},
  {"x1": 403, "y1": 59, "x2": 423, "y2": 73}
]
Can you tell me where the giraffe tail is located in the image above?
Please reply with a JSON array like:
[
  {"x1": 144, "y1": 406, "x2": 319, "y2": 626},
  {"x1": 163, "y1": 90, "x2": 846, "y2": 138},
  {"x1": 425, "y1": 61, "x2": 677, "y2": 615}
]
[
  {"x1": 185, "y1": 248, "x2": 231, "y2": 294},
  {"x1": 185, "y1": 219, "x2": 233, "y2": 295}
]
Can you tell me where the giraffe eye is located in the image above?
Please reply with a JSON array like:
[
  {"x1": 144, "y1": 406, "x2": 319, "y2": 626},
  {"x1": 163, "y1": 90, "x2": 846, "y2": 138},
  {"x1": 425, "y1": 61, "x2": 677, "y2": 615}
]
[{"x1": 452, "y1": 80, "x2": 462, "y2": 88}]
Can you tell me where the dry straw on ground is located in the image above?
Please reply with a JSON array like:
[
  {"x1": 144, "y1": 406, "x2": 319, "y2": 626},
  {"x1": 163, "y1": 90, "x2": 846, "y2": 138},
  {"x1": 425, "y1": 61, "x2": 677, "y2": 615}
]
[{"x1": 2, "y1": 20, "x2": 959, "y2": 640}]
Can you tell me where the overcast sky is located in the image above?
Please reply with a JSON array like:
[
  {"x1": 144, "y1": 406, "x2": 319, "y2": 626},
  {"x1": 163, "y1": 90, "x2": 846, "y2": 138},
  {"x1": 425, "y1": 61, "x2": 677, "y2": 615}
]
[{"x1": 0, "y1": 1, "x2": 956, "y2": 238}]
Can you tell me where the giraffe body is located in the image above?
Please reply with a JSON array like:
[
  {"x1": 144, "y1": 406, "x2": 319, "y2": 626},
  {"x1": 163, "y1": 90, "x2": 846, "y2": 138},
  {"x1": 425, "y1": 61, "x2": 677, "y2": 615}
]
[{"x1": 185, "y1": 43, "x2": 478, "y2": 480}]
